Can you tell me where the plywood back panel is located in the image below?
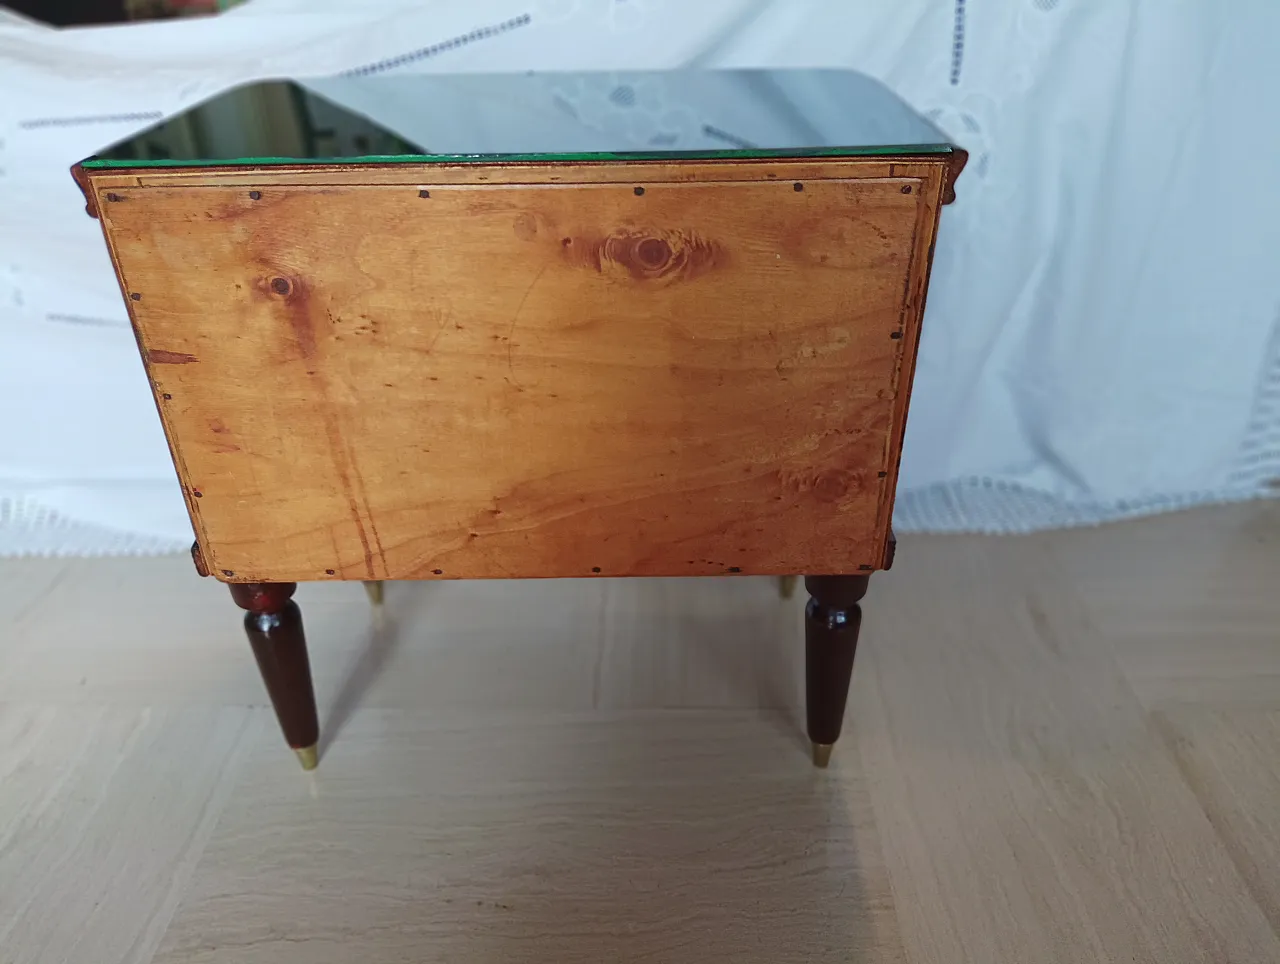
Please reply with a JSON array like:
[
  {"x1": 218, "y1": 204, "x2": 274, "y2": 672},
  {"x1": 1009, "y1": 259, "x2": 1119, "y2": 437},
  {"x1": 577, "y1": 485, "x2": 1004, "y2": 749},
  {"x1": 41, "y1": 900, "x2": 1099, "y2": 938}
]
[{"x1": 93, "y1": 159, "x2": 946, "y2": 581}]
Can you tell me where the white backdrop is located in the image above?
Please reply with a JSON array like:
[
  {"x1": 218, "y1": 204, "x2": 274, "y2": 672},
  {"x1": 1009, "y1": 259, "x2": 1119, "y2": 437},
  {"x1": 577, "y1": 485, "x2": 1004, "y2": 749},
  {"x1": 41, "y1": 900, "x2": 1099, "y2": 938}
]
[{"x1": 2, "y1": 0, "x2": 1278, "y2": 554}]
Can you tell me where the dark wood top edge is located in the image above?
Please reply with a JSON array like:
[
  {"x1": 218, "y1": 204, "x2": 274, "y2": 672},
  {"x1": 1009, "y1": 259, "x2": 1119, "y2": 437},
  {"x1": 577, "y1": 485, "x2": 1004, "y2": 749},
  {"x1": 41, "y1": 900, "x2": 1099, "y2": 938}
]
[
  {"x1": 75, "y1": 149, "x2": 960, "y2": 182},
  {"x1": 942, "y1": 148, "x2": 968, "y2": 204},
  {"x1": 190, "y1": 541, "x2": 210, "y2": 577},
  {"x1": 70, "y1": 162, "x2": 99, "y2": 219}
]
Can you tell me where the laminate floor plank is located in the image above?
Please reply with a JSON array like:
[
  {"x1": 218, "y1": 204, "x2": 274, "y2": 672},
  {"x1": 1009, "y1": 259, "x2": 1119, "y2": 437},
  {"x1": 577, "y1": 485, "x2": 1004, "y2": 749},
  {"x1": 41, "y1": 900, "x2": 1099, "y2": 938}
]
[
  {"x1": 1155, "y1": 708, "x2": 1280, "y2": 936},
  {"x1": 1046, "y1": 500, "x2": 1280, "y2": 709},
  {"x1": 1, "y1": 504, "x2": 1278, "y2": 962},
  {"x1": 855, "y1": 534, "x2": 1280, "y2": 964},
  {"x1": 150, "y1": 710, "x2": 906, "y2": 964},
  {"x1": 0, "y1": 703, "x2": 254, "y2": 964}
]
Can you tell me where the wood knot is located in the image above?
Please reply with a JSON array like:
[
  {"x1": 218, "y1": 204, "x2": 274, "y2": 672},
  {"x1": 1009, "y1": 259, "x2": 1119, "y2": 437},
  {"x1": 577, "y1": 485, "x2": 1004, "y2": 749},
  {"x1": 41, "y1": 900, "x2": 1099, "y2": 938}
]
[
  {"x1": 602, "y1": 233, "x2": 673, "y2": 277},
  {"x1": 636, "y1": 237, "x2": 671, "y2": 268},
  {"x1": 813, "y1": 469, "x2": 857, "y2": 503},
  {"x1": 270, "y1": 277, "x2": 292, "y2": 296},
  {"x1": 569, "y1": 229, "x2": 722, "y2": 283}
]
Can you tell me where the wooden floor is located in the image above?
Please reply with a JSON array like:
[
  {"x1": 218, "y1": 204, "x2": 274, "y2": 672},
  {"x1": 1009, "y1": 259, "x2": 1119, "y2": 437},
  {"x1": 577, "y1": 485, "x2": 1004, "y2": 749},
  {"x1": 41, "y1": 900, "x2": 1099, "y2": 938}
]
[{"x1": 2, "y1": 500, "x2": 1279, "y2": 963}]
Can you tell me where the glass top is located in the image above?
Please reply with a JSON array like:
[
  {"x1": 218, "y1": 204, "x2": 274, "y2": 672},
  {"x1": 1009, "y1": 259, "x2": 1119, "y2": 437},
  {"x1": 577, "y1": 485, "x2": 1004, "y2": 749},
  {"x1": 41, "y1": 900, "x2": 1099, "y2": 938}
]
[{"x1": 80, "y1": 69, "x2": 954, "y2": 169}]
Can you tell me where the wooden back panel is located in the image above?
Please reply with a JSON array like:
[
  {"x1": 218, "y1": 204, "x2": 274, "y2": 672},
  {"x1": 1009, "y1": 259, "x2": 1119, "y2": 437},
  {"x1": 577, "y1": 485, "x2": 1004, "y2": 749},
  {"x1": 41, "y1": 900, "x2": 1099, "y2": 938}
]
[{"x1": 90, "y1": 158, "x2": 948, "y2": 582}]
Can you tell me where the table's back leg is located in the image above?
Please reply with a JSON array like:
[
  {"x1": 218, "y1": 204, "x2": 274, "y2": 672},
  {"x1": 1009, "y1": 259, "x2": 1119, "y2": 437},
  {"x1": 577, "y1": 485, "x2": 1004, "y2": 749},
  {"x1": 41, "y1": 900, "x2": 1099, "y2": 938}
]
[
  {"x1": 803, "y1": 574, "x2": 871, "y2": 768},
  {"x1": 229, "y1": 582, "x2": 320, "y2": 770}
]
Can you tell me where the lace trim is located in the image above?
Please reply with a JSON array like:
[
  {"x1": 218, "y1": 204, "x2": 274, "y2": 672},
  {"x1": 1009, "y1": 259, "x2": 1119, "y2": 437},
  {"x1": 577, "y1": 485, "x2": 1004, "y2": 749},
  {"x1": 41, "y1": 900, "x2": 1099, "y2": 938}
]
[{"x1": 0, "y1": 497, "x2": 189, "y2": 557}]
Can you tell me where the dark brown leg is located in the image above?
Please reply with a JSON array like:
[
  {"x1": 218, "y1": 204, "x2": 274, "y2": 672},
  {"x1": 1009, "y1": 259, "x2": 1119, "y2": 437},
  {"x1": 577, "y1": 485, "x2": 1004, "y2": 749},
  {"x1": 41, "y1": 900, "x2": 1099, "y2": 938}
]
[
  {"x1": 804, "y1": 574, "x2": 870, "y2": 768},
  {"x1": 229, "y1": 582, "x2": 320, "y2": 770}
]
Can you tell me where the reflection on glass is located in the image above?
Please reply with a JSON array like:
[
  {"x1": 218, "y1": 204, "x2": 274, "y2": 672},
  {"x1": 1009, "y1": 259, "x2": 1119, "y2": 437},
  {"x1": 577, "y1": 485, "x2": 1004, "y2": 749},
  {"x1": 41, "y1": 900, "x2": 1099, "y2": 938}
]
[{"x1": 83, "y1": 71, "x2": 955, "y2": 168}]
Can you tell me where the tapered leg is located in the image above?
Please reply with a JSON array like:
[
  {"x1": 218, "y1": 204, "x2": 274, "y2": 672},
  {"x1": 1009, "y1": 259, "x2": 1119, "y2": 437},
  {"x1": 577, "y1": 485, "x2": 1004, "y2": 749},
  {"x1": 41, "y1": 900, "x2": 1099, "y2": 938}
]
[
  {"x1": 230, "y1": 582, "x2": 320, "y2": 770},
  {"x1": 363, "y1": 580, "x2": 384, "y2": 606},
  {"x1": 804, "y1": 574, "x2": 870, "y2": 768}
]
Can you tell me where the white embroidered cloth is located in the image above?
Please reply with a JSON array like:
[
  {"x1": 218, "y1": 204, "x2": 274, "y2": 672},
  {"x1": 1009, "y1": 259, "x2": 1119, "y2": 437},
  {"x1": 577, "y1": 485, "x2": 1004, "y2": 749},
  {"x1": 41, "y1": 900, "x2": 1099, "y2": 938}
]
[{"x1": 2, "y1": 0, "x2": 1277, "y2": 553}]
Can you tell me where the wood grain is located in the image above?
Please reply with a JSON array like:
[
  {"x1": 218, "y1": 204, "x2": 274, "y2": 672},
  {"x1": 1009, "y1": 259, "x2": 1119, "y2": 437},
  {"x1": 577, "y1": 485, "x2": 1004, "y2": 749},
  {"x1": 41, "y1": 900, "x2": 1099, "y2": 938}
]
[
  {"x1": 77, "y1": 153, "x2": 964, "y2": 213},
  {"x1": 0, "y1": 558, "x2": 607, "y2": 713},
  {"x1": 1044, "y1": 500, "x2": 1280, "y2": 709},
  {"x1": 150, "y1": 710, "x2": 907, "y2": 964},
  {"x1": 0, "y1": 703, "x2": 252, "y2": 964},
  {"x1": 87, "y1": 156, "x2": 915, "y2": 190},
  {"x1": 856, "y1": 535, "x2": 1280, "y2": 964},
  {"x1": 874, "y1": 179, "x2": 937, "y2": 568},
  {"x1": 1, "y1": 503, "x2": 1279, "y2": 963},
  {"x1": 90, "y1": 161, "x2": 948, "y2": 582},
  {"x1": 1156, "y1": 708, "x2": 1280, "y2": 935}
]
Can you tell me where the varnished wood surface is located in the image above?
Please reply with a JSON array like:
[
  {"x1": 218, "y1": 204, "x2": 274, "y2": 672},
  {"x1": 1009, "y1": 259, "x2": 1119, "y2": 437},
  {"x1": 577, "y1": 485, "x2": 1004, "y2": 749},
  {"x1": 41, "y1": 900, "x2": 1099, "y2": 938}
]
[
  {"x1": 229, "y1": 583, "x2": 319, "y2": 755},
  {"x1": 81, "y1": 156, "x2": 952, "y2": 194},
  {"x1": 3, "y1": 502, "x2": 1280, "y2": 963},
  {"x1": 804, "y1": 574, "x2": 870, "y2": 756},
  {"x1": 88, "y1": 158, "x2": 949, "y2": 582}
]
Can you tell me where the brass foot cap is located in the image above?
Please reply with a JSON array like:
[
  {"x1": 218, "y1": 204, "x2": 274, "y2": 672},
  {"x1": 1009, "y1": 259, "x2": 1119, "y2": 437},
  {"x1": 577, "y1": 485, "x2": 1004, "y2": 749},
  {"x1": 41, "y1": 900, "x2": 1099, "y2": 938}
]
[
  {"x1": 363, "y1": 580, "x2": 385, "y2": 606},
  {"x1": 811, "y1": 742, "x2": 834, "y2": 768},
  {"x1": 294, "y1": 745, "x2": 319, "y2": 771}
]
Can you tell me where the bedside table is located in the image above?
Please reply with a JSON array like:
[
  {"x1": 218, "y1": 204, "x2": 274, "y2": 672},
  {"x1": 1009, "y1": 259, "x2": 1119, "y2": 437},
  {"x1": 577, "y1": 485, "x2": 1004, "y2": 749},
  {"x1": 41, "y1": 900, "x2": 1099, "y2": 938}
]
[{"x1": 73, "y1": 70, "x2": 964, "y2": 770}]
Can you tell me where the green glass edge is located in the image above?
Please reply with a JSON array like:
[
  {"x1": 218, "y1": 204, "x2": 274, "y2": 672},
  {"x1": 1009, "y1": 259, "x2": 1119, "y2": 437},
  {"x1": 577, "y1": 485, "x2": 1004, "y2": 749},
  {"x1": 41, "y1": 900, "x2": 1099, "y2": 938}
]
[{"x1": 81, "y1": 143, "x2": 955, "y2": 170}]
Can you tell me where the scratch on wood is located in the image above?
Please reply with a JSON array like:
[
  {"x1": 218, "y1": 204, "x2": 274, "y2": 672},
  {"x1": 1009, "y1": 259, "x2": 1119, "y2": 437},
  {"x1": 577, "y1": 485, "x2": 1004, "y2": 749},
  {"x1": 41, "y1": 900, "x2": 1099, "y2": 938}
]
[
  {"x1": 506, "y1": 261, "x2": 551, "y2": 389},
  {"x1": 276, "y1": 279, "x2": 385, "y2": 578},
  {"x1": 147, "y1": 349, "x2": 198, "y2": 365},
  {"x1": 321, "y1": 414, "x2": 381, "y2": 579},
  {"x1": 349, "y1": 456, "x2": 386, "y2": 574},
  {"x1": 424, "y1": 309, "x2": 450, "y2": 356}
]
